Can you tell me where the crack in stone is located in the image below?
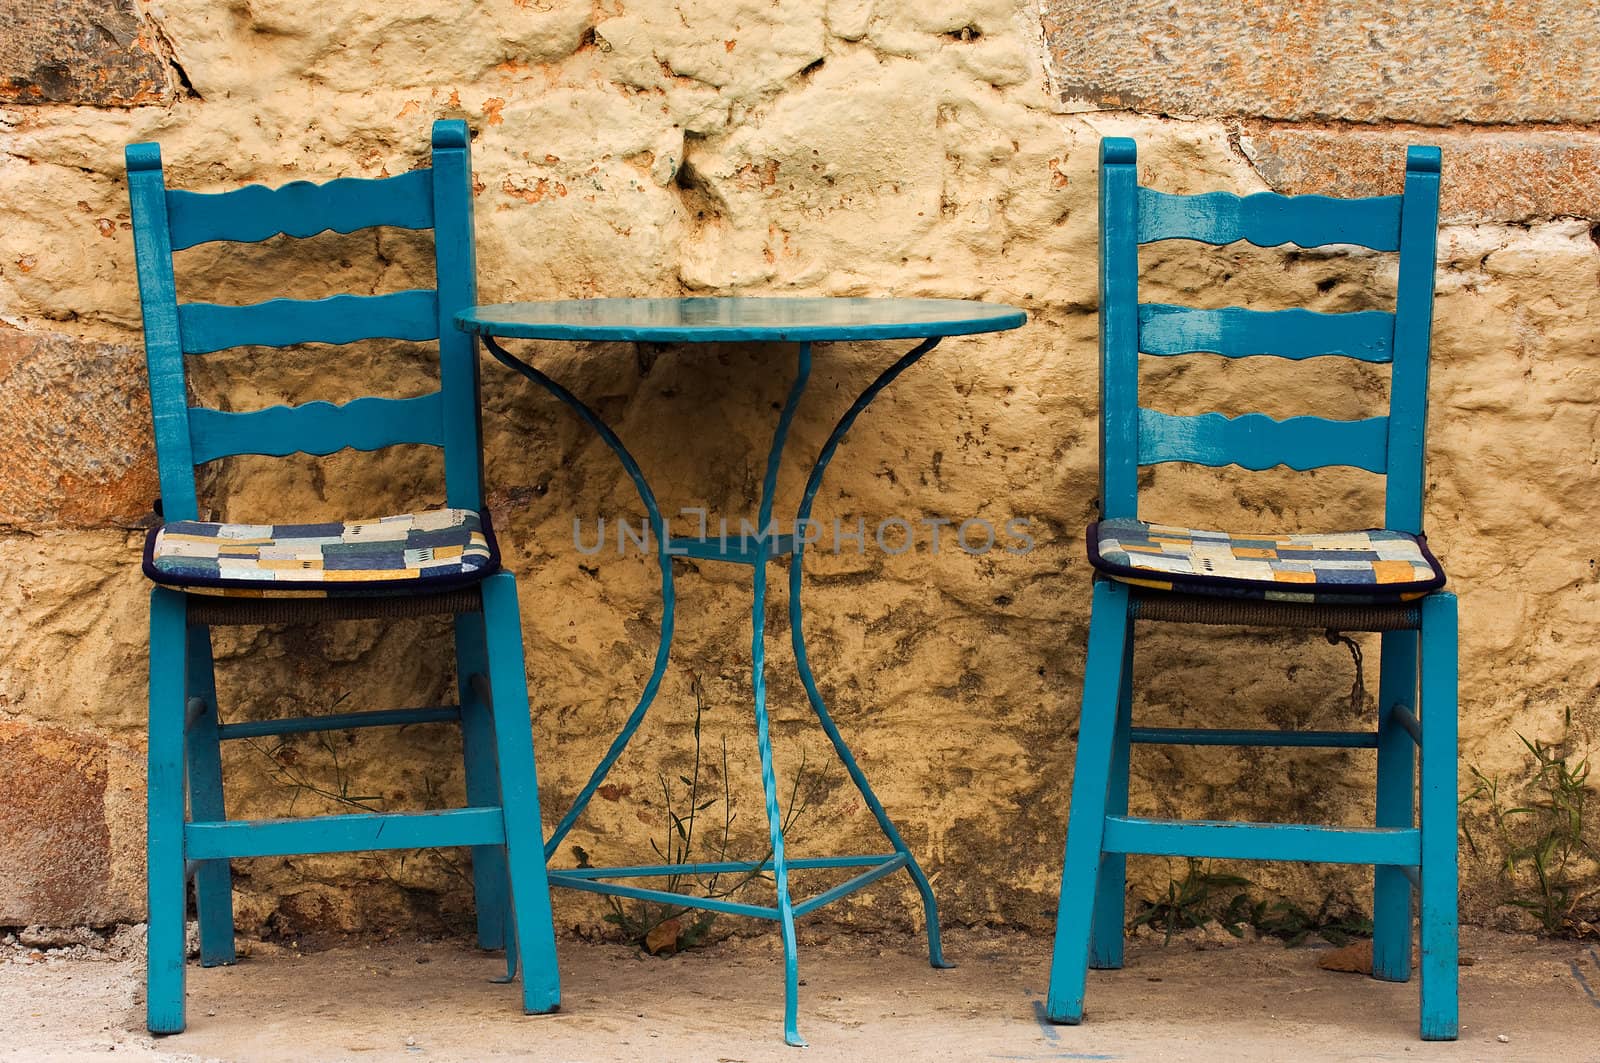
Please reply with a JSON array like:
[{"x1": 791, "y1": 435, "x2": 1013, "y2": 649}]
[{"x1": 145, "y1": 13, "x2": 201, "y2": 101}]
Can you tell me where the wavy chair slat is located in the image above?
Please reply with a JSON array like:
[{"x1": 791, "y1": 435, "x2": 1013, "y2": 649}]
[
  {"x1": 177, "y1": 290, "x2": 440, "y2": 354},
  {"x1": 187, "y1": 392, "x2": 445, "y2": 463},
  {"x1": 1138, "y1": 304, "x2": 1395, "y2": 362},
  {"x1": 165, "y1": 169, "x2": 434, "y2": 251},
  {"x1": 1137, "y1": 188, "x2": 1403, "y2": 250},
  {"x1": 1136, "y1": 408, "x2": 1389, "y2": 473}
]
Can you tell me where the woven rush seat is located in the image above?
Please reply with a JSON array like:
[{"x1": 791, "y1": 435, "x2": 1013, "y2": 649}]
[
  {"x1": 144, "y1": 508, "x2": 499, "y2": 596},
  {"x1": 1088, "y1": 518, "x2": 1445, "y2": 604}
]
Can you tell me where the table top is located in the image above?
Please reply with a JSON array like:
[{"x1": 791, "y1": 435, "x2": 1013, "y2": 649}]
[{"x1": 455, "y1": 296, "x2": 1026, "y2": 343}]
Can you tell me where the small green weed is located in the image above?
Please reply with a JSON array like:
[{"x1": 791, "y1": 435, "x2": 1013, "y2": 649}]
[
  {"x1": 1128, "y1": 858, "x2": 1251, "y2": 944},
  {"x1": 249, "y1": 693, "x2": 389, "y2": 813},
  {"x1": 1244, "y1": 896, "x2": 1373, "y2": 947},
  {"x1": 1129, "y1": 858, "x2": 1373, "y2": 946},
  {"x1": 1463, "y1": 709, "x2": 1598, "y2": 937},
  {"x1": 581, "y1": 679, "x2": 831, "y2": 955}
]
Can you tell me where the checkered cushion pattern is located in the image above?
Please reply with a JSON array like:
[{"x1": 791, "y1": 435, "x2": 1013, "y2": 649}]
[
  {"x1": 144, "y1": 508, "x2": 498, "y2": 597},
  {"x1": 1088, "y1": 519, "x2": 1445, "y2": 603}
]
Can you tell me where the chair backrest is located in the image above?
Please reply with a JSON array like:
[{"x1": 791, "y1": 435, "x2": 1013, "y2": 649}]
[
  {"x1": 125, "y1": 119, "x2": 483, "y2": 523},
  {"x1": 1097, "y1": 138, "x2": 1441, "y2": 534}
]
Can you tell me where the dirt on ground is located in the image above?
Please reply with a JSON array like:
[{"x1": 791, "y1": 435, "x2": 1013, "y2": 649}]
[{"x1": 1, "y1": 926, "x2": 1597, "y2": 1062}]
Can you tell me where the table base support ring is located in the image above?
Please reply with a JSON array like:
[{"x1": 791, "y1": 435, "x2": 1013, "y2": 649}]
[{"x1": 544, "y1": 853, "x2": 909, "y2": 923}]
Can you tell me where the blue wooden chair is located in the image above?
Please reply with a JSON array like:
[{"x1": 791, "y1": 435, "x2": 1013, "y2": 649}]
[
  {"x1": 125, "y1": 120, "x2": 560, "y2": 1033},
  {"x1": 1046, "y1": 139, "x2": 1458, "y2": 1040}
]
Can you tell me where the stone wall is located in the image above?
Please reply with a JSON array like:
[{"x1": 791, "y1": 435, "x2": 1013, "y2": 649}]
[{"x1": 0, "y1": 0, "x2": 1595, "y2": 940}]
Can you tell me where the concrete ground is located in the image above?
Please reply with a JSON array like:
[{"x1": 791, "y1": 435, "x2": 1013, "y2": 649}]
[{"x1": 2, "y1": 927, "x2": 1597, "y2": 1062}]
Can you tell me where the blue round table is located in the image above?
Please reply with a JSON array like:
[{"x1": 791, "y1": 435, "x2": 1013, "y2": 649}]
[{"x1": 457, "y1": 297, "x2": 1026, "y2": 1045}]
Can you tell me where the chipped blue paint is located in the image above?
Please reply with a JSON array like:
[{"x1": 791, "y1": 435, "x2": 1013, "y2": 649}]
[
  {"x1": 1385, "y1": 146, "x2": 1444, "y2": 535},
  {"x1": 1137, "y1": 188, "x2": 1403, "y2": 250},
  {"x1": 1417, "y1": 592, "x2": 1459, "y2": 1040},
  {"x1": 1099, "y1": 817, "x2": 1421, "y2": 865},
  {"x1": 184, "y1": 807, "x2": 508, "y2": 860},
  {"x1": 214, "y1": 705, "x2": 460, "y2": 740},
  {"x1": 1128, "y1": 726, "x2": 1378, "y2": 748},
  {"x1": 183, "y1": 629, "x2": 234, "y2": 969},
  {"x1": 1373, "y1": 630, "x2": 1419, "y2": 982},
  {"x1": 458, "y1": 295, "x2": 1025, "y2": 343}
]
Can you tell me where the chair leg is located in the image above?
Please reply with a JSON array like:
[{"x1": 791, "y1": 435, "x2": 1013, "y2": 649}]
[
  {"x1": 1417, "y1": 592, "x2": 1459, "y2": 1041},
  {"x1": 454, "y1": 613, "x2": 510, "y2": 951},
  {"x1": 1047, "y1": 580, "x2": 1133, "y2": 1024},
  {"x1": 479, "y1": 573, "x2": 561, "y2": 1014},
  {"x1": 184, "y1": 627, "x2": 237, "y2": 968},
  {"x1": 1090, "y1": 631, "x2": 1134, "y2": 970},
  {"x1": 1372, "y1": 629, "x2": 1418, "y2": 983},
  {"x1": 147, "y1": 587, "x2": 190, "y2": 1034}
]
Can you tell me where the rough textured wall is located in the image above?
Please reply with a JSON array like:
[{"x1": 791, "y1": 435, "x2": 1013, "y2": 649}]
[{"x1": 0, "y1": 0, "x2": 1595, "y2": 940}]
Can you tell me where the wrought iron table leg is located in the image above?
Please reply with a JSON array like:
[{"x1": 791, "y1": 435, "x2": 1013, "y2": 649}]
[
  {"x1": 751, "y1": 343, "x2": 812, "y2": 1046},
  {"x1": 788, "y1": 337, "x2": 951, "y2": 969},
  {"x1": 482, "y1": 336, "x2": 676, "y2": 859}
]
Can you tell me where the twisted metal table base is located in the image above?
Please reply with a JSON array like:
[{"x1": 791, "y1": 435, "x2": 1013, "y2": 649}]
[{"x1": 484, "y1": 335, "x2": 948, "y2": 1046}]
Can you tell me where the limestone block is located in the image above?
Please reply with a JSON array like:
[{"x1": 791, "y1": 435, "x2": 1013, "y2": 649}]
[
  {"x1": 825, "y1": 0, "x2": 874, "y2": 41},
  {"x1": 0, "y1": 721, "x2": 144, "y2": 925},
  {"x1": 0, "y1": 144, "x2": 144, "y2": 333},
  {"x1": 0, "y1": 330, "x2": 157, "y2": 527},
  {"x1": 0, "y1": 533, "x2": 150, "y2": 738},
  {"x1": 1041, "y1": 0, "x2": 1600, "y2": 125},
  {"x1": 0, "y1": 0, "x2": 173, "y2": 106},
  {"x1": 659, "y1": 47, "x2": 1088, "y2": 295},
  {"x1": 149, "y1": 0, "x2": 595, "y2": 99},
  {"x1": 867, "y1": 0, "x2": 1032, "y2": 62},
  {"x1": 593, "y1": 0, "x2": 826, "y2": 122},
  {"x1": 1239, "y1": 125, "x2": 1600, "y2": 224}
]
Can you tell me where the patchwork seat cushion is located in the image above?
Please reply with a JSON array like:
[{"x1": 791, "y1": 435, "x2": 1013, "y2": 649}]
[
  {"x1": 1088, "y1": 519, "x2": 1445, "y2": 603},
  {"x1": 144, "y1": 508, "x2": 499, "y2": 597}
]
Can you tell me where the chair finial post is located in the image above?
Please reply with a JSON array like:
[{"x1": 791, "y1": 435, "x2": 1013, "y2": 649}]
[
  {"x1": 1100, "y1": 137, "x2": 1136, "y2": 166},
  {"x1": 1405, "y1": 145, "x2": 1442, "y2": 175},
  {"x1": 432, "y1": 119, "x2": 470, "y2": 150},
  {"x1": 126, "y1": 142, "x2": 163, "y2": 172}
]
